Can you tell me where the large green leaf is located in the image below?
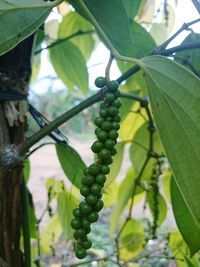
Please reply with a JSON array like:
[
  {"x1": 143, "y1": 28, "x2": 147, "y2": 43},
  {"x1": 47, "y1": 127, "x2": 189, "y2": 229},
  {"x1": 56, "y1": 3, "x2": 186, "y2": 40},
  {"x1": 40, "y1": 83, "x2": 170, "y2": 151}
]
[
  {"x1": 171, "y1": 178, "x2": 200, "y2": 256},
  {"x1": 122, "y1": 0, "x2": 141, "y2": 19},
  {"x1": 141, "y1": 56, "x2": 200, "y2": 226},
  {"x1": 174, "y1": 33, "x2": 200, "y2": 74},
  {"x1": 56, "y1": 144, "x2": 86, "y2": 189},
  {"x1": 0, "y1": 0, "x2": 51, "y2": 56},
  {"x1": 130, "y1": 123, "x2": 163, "y2": 172},
  {"x1": 50, "y1": 41, "x2": 88, "y2": 94},
  {"x1": 71, "y1": 0, "x2": 138, "y2": 57},
  {"x1": 57, "y1": 190, "x2": 78, "y2": 240},
  {"x1": 58, "y1": 11, "x2": 95, "y2": 60}
]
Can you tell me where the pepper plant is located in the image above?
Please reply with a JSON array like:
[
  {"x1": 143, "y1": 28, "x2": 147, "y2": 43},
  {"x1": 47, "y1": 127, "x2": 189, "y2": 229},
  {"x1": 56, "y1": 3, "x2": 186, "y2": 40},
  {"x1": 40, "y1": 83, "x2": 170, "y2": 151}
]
[{"x1": 0, "y1": 0, "x2": 200, "y2": 266}]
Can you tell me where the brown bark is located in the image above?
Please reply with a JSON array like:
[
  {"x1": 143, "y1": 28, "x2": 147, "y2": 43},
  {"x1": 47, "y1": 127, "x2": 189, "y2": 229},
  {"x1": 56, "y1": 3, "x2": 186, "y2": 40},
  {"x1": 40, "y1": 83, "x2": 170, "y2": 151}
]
[{"x1": 0, "y1": 35, "x2": 35, "y2": 267}]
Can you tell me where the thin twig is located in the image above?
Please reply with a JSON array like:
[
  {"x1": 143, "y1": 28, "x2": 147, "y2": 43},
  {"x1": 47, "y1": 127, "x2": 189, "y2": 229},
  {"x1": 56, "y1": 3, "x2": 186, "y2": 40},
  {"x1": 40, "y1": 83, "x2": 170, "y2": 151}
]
[
  {"x1": 191, "y1": 0, "x2": 200, "y2": 14},
  {"x1": 105, "y1": 53, "x2": 114, "y2": 81}
]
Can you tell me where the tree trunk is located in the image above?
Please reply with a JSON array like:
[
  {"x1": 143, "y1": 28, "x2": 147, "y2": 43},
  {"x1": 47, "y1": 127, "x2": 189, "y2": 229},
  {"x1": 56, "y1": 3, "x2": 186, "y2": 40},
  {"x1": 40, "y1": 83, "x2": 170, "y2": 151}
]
[{"x1": 0, "y1": 35, "x2": 35, "y2": 267}]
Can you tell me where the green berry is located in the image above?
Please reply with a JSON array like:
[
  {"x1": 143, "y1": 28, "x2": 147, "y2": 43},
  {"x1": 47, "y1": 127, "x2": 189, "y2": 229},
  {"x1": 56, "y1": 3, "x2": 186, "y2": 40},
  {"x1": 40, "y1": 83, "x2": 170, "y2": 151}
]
[
  {"x1": 101, "y1": 165, "x2": 110, "y2": 174},
  {"x1": 99, "y1": 108, "x2": 108, "y2": 118},
  {"x1": 74, "y1": 228, "x2": 86, "y2": 238},
  {"x1": 88, "y1": 164, "x2": 101, "y2": 176},
  {"x1": 85, "y1": 225, "x2": 91, "y2": 234},
  {"x1": 82, "y1": 239, "x2": 92, "y2": 249},
  {"x1": 84, "y1": 174, "x2": 95, "y2": 185},
  {"x1": 94, "y1": 200, "x2": 104, "y2": 211},
  {"x1": 86, "y1": 194, "x2": 98, "y2": 205},
  {"x1": 101, "y1": 157, "x2": 113, "y2": 165},
  {"x1": 91, "y1": 183, "x2": 102, "y2": 195},
  {"x1": 73, "y1": 208, "x2": 82, "y2": 218},
  {"x1": 98, "y1": 148, "x2": 111, "y2": 159},
  {"x1": 108, "y1": 106, "x2": 119, "y2": 117},
  {"x1": 104, "y1": 93, "x2": 115, "y2": 103},
  {"x1": 108, "y1": 129, "x2": 118, "y2": 140},
  {"x1": 104, "y1": 139, "x2": 115, "y2": 150},
  {"x1": 88, "y1": 211, "x2": 99, "y2": 223},
  {"x1": 80, "y1": 202, "x2": 93, "y2": 215},
  {"x1": 75, "y1": 247, "x2": 86, "y2": 259},
  {"x1": 82, "y1": 218, "x2": 90, "y2": 228},
  {"x1": 114, "y1": 90, "x2": 120, "y2": 98},
  {"x1": 91, "y1": 141, "x2": 104, "y2": 153},
  {"x1": 71, "y1": 218, "x2": 82, "y2": 229},
  {"x1": 101, "y1": 121, "x2": 113, "y2": 131},
  {"x1": 113, "y1": 115, "x2": 121, "y2": 122},
  {"x1": 80, "y1": 185, "x2": 90, "y2": 197},
  {"x1": 95, "y1": 127, "x2": 101, "y2": 136},
  {"x1": 94, "y1": 117, "x2": 104, "y2": 127},
  {"x1": 96, "y1": 174, "x2": 106, "y2": 185},
  {"x1": 108, "y1": 80, "x2": 119, "y2": 92},
  {"x1": 112, "y1": 122, "x2": 120, "y2": 130},
  {"x1": 96, "y1": 130, "x2": 108, "y2": 142},
  {"x1": 113, "y1": 99, "x2": 122, "y2": 108},
  {"x1": 110, "y1": 148, "x2": 117, "y2": 156},
  {"x1": 95, "y1": 77, "x2": 107, "y2": 88},
  {"x1": 83, "y1": 168, "x2": 89, "y2": 175}
]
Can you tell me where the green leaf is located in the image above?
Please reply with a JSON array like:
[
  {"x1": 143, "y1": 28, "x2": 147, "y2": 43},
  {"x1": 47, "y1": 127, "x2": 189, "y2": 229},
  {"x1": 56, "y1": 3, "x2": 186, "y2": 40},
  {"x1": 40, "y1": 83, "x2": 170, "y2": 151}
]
[
  {"x1": 128, "y1": 21, "x2": 156, "y2": 58},
  {"x1": 119, "y1": 101, "x2": 146, "y2": 141},
  {"x1": 57, "y1": 190, "x2": 78, "y2": 240},
  {"x1": 119, "y1": 219, "x2": 144, "y2": 260},
  {"x1": 72, "y1": 0, "x2": 137, "y2": 57},
  {"x1": 103, "y1": 180, "x2": 119, "y2": 207},
  {"x1": 141, "y1": 55, "x2": 200, "y2": 226},
  {"x1": 130, "y1": 123, "x2": 163, "y2": 172},
  {"x1": 50, "y1": 41, "x2": 88, "y2": 94},
  {"x1": 23, "y1": 159, "x2": 30, "y2": 183},
  {"x1": 171, "y1": 178, "x2": 200, "y2": 256},
  {"x1": 110, "y1": 167, "x2": 144, "y2": 236},
  {"x1": 105, "y1": 142, "x2": 125, "y2": 186},
  {"x1": 174, "y1": 33, "x2": 200, "y2": 74},
  {"x1": 40, "y1": 216, "x2": 62, "y2": 253},
  {"x1": 148, "y1": 191, "x2": 167, "y2": 226},
  {"x1": 58, "y1": 11, "x2": 95, "y2": 60},
  {"x1": 0, "y1": 0, "x2": 51, "y2": 56},
  {"x1": 56, "y1": 144, "x2": 86, "y2": 189},
  {"x1": 122, "y1": 0, "x2": 141, "y2": 19}
]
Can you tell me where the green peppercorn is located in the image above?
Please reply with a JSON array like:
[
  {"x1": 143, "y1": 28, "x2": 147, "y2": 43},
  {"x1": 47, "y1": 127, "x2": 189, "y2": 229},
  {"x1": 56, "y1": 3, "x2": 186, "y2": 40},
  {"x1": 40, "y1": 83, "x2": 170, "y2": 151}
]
[
  {"x1": 104, "y1": 139, "x2": 115, "y2": 150},
  {"x1": 82, "y1": 218, "x2": 90, "y2": 228},
  {"x1": 95, "y1": 77, "x2": 107, "y2": 88},
  {"x1": 82, "y1": 239, "x2": 92, "y2": 249},
  {"x1": 98, "y1": 148, "x2": 111, "y2": 160},
  {"x1": 104, "y1": 93, "x2": 115, "y2": 103},
  {"x1": 108, "y1": 106, "x2": 119, "y2": 117},
  {"x1": 101, "y1": 157, "x2": 113, "y2": 165},
  {"x1": 79, "y1": 202, "x2": 93, "y2": 215},
  {"x1": 94, "y1": 117, "x2": 104, "y2": 127},
  {"x1": 94, "y1": 199, "x2": 104, "y2": 212},
  {"x1": 91, "y1": 183, "x2": 102, "y2": 195},
  {"x1": 71, "y1": 218, "x2": 82, "y2": 229},
  {"x1": 84, "y1": 174, "x2": 95, "y2": 185},
  {"x1": 96, "y1": 130, "x2": 108, "y2": 142},
  {"x1": 108, "y1": 80, "x2": 119, "y2": 92},
  {"x1": 86, "y1": 194, "x2": 98, "y2": 205},
  {"x1": 113, "y1": 115, "x2": 121, "y2": 122},
  {"x1": 91, "y1": 141, "x2": 104, "y2": 153},
  {"x1": 113, "y1": 99, "x2": 122, "y2": 108},
  {"x1": 74, "y1": 228, "x2": 86, "y2": 238},
  {"x1": 75, "y1": 247, "x2": 87, "y2": 259},
  {"x1": 99, "y1": 108, "x2": 108, "y2": 118},
  {"x1": 108, "y1": 129, "x2": 118, "y2": 140},
  {"x1": 112, "y1": 122, "x2": 120, "y2": 130},
  {"x1": 73, "y1": 208, "x2": 82, "y2": 218},
  {"x1": 95, "y1": 173, "x2": 106, "y2": 185},
  {"x1": 101, "y1": 121, "x2": 113, "y2": 131},
  {"x1": 88, "y1": 211, "x2": 99, "y2": 223},
  {"x1": 85, "y1": 225, "x2": 91, "y2": 234},
  {"x1": 101, "y1": 165, "x2": 110, "y2": 174},
  {"x1": 88, "y1": 163, "x2": 101, "y2": 176},
  {"x1": 110, "y1": 148, "x2": 117, "y2": 156},
  {"x1": 80, "y1": 185, "x2": 90, "y2": 197}
]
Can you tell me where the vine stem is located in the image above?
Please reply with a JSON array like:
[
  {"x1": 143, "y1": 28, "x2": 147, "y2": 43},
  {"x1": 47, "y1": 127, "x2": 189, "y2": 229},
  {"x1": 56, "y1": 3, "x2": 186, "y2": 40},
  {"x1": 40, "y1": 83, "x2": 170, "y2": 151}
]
[
  {"x1": 34, "y1": 30, "x2": 95, "y2": 55},
  {"x1": 191, "y1": 0, "x2": 200, "y2": 14}
]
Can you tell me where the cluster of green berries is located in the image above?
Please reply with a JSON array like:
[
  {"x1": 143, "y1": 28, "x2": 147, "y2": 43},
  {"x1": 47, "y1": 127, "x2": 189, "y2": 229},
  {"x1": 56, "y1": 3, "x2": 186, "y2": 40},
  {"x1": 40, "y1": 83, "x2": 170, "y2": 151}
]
[{"x1": 71, "y1": 77, "x2": 121, "y2": 259}]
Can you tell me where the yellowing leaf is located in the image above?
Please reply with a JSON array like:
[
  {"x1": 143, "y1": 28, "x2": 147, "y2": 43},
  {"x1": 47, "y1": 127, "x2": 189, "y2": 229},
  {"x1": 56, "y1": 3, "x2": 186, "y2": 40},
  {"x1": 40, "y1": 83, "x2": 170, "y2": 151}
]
[
  {"x1": 103, "y1": 181, "x2": 119, "y2": 207},
  {"x1": 119, "y1": 219, "x2": 144, "y2": 260}
]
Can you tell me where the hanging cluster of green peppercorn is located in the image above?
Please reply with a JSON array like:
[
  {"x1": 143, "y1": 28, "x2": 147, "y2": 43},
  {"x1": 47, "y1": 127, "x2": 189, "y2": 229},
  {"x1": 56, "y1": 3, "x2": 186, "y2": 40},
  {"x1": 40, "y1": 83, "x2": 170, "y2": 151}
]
[{"x1": 71, "y1": 77, "x2": 121, "y2": 259}]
